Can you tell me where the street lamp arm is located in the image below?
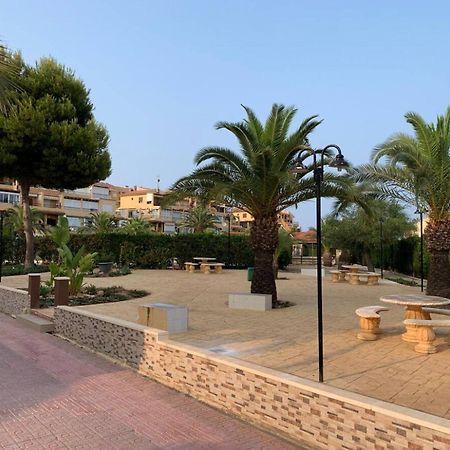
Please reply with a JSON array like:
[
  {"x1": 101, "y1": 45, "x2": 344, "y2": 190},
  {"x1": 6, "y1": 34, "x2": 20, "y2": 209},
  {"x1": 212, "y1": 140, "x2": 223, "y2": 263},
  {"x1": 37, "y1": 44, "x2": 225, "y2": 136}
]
[{"x1": 322, "y1": 144, "x2": 343, "y2": 155}]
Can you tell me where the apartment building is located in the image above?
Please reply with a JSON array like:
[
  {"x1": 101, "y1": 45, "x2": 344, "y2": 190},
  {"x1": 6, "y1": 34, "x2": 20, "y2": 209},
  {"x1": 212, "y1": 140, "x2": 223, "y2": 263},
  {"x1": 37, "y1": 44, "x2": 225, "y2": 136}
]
[
  {"x1": 118, "y1": 188, "x2": 192, "y2": 233},
  {"x1": 118, "y1": 188, "x2": 238, "y2": 234},
  {"x1": 233, "y1": 208, "x2": 295, "y2": 232},
  {"x1": 0, "y1": 179, "x2": 126, "y2": 228}
]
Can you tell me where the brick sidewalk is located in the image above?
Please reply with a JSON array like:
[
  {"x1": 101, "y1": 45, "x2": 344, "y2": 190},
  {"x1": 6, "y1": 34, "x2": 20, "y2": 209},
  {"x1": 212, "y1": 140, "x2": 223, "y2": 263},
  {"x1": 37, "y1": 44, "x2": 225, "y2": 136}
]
[{"x1": 0, "y1": 314, "x2": 301, "y2": 450}]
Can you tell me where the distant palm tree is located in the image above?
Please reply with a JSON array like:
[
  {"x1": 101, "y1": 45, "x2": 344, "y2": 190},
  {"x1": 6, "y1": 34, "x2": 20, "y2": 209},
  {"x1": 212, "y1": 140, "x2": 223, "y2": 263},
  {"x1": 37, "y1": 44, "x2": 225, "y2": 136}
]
[
  {"x1": 171, "y1": 104, "x2": 353, "y2": 303},
  {"x1": 5, "y1": 206, "x2": 43, "y2": 235},
  {"x1": 120, "y1": 217, "x2": 150, "y2": 235},
  {"x1": 359, "y1": 108, "x2": 450, "y2": 297},
  {"x1": 85, "y1": 212, "x2": 117, "y2": 233},
  {"x1": 180, "y1": 206, "x2": 219, "y2": 233}
]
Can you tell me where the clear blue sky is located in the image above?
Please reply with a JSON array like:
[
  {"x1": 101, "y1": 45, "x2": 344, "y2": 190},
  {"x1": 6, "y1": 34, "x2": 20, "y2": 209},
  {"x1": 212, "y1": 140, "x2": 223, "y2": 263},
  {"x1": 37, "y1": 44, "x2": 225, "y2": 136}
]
[{"x1": 2, "y1": 1, "x2": 450, "y2": 227}]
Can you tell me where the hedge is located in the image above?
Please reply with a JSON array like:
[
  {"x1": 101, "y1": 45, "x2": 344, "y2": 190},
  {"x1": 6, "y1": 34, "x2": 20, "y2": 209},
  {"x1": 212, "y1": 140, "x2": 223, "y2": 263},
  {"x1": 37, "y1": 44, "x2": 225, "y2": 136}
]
[{"x1": 33, "y1": 233, "x2": 255, "y2": 269}]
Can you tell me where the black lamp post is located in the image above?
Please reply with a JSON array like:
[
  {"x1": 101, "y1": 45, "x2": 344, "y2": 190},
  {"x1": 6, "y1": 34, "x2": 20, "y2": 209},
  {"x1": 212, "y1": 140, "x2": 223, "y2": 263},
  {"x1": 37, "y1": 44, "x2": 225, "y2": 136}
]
[
  {"x1": 415, "y1": 208, "x2": 425, "y2": 292},
  {"x1": 292, "y1": 144, "x2": 349, "y2": 382},
  {"x1": 0, "y1": 210, "x2": 5, "y2": 282},
  {"x1": 379, "y1": 218, "x2": 384, "y2": 279},
  {"x1": 225, "y1": 207, "x2": 233, "y2": 265}
]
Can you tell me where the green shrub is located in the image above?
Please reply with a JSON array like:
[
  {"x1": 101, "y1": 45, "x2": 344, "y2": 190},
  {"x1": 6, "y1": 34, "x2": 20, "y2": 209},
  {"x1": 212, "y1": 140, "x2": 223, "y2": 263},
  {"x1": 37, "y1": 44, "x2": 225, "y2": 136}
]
[
  {"x1": 278, "y1": 249, "x2": 292, "y2": 270},
  {"x1": 1, "y1": 264, "x2": 49, "y2": 277},
  {"x1": 35, "y1": 233, "x2": 254, "y2": 269}
]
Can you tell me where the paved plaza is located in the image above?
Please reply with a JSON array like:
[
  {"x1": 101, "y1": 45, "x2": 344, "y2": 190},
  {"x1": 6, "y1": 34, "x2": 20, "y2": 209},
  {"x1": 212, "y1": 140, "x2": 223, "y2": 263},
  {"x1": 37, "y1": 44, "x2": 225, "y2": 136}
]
[
  {"x1": 4, "y1": 269, "x2": 450, "y2": 420},
  {"x1": 0, "y1": 313, "x2": 299, "y2": 449}
]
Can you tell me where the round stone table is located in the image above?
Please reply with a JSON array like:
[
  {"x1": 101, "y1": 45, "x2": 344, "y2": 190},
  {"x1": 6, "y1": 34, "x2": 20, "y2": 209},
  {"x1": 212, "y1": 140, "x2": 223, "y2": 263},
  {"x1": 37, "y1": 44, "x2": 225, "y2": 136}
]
[{"x1": 380, "y1": 294, "x2": 450, "y2": 342}]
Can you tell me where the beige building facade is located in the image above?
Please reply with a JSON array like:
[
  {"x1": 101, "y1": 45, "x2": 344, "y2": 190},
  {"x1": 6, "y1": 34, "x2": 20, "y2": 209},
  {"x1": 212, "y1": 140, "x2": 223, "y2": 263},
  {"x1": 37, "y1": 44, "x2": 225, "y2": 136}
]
[
  {"x1": 0, "y1": 179, "x2": 125, "y2": 228},
  {"x1": 233, "y1": 208, "x2": 295, "y2": 232}
]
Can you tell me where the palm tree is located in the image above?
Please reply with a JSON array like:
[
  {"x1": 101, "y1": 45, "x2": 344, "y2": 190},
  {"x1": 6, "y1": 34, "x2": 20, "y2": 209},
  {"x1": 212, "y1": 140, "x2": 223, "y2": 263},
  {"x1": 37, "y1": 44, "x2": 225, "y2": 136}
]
[
  {"x1": 360, "y1": 109, "x2": 450, "y2": 297},
  {"x1": 85, "y1": 212, "x2": 117, "y2": 233},
  {"x1": 5, "y1": 206, "x2": 43, "y2": 235},
  {"x1": 171, "y1": 104, "x2": 352, "y2": 303},
  {"x1": 120, "y1": 217, "x2": 150, "y2": 235},
  {"x1": 180, "y1": 206, "x2": 219, "y2": 233}
]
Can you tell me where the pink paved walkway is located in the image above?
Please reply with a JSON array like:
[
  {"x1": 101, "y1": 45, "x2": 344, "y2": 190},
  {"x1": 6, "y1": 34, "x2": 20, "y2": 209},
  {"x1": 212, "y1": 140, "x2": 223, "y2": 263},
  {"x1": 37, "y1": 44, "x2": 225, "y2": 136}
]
[{"x1": 0, "y1": 314, "x2": 301, "y2": 450}]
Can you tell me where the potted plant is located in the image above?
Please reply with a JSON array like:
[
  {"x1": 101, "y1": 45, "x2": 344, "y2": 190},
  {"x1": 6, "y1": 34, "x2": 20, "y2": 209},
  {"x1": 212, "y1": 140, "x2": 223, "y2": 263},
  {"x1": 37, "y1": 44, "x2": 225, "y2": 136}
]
[{"x1": 98, "y1": 253, "x2": 114, "y2": 275}]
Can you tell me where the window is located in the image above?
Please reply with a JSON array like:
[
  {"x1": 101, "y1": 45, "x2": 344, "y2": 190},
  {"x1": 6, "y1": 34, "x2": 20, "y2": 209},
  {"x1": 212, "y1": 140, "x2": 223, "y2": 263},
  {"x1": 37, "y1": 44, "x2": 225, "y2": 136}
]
[
  {"x1": 64, "y1": 199, "x2": 81, "y2": 209},
  {"x1": 44, "y1": 199, "x2": 59, "y2": 208},
  {"x1": 243, "y1": 213, "x2": 247, "y2": 218},
  {"x1": 100, "y1": 203, "x2": 114, "y2": 213},
  {"x1": 0, "y1": 192, "x2": 19, "y2": 205},
  {"x1": 138, "y1": 197, "x2": 143, "y2": 203},
  {"x1": 67, "y1": 216, "x2": 82, "y2": 228},
  {"x1": 82, "y1": 201, "x2": 99, "y2": 211},
  {"x1": 91, "y1": 187, "x2": 109, "y2": 199}
]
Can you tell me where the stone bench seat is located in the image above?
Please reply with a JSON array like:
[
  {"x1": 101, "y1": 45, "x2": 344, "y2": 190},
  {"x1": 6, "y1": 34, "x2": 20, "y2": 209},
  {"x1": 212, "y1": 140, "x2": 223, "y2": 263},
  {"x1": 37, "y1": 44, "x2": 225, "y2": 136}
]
[
  {"x1": 330, "y1": 270, "x2": 347, "y2": 283},
  {"x1": 200, "y1": 262, "x2": 225, "y2": 274},
  {"x1": 403, "y1": 318, "x2": 450, "y2": 354},
  {"x1": 423, "y1": 308, "x2": 450, "y2": 316},
  {"x1": 348, "y1": 272, "x2": 381, "y2": 286},
  {"x1": 184, "y1": 262, "x2": 199, "y2": 273},
  {"x1": 355, "y1": 306, "x2": 389, "y2": 340}
]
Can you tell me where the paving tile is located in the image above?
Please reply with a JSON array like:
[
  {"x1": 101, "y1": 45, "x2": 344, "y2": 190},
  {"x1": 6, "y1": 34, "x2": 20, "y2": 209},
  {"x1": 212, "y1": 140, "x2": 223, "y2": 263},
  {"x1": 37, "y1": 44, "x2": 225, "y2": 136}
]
[{"x1": 0, "y1": 313, "x2": 299, "y2": 449}]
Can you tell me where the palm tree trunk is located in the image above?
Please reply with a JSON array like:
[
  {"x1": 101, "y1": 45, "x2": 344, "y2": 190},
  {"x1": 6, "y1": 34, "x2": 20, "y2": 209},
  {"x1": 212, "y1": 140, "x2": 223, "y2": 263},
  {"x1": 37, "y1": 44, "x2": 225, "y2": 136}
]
[
  {"x1": 425, "y1": 218, "x2": 450, "y2": 298},
  {"x1": 20, "y1": 182, "x2": 34, "y2": 268},
  {"x1": 250, "y1": 215, "x2": 279, "y2": 304},
  {"x1": 427, "y1": 250, "x2": 450, "y2": 298}
]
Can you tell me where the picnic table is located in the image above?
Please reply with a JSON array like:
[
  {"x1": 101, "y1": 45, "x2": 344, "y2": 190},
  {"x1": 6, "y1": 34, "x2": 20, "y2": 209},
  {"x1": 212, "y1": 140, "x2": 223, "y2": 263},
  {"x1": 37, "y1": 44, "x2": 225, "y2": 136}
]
[
  {"x1": 193, "y1": 257, "x2": 217, "y2": 264},
  {"x1": 192, "y1": 257, "x2": 223, "y2": 274},
  {"x1": 380, "y1": 294, "x2": 450, "y2": 342},
  {"x1": 342, "y1": 264, "x2": 368, "y2": 274}
]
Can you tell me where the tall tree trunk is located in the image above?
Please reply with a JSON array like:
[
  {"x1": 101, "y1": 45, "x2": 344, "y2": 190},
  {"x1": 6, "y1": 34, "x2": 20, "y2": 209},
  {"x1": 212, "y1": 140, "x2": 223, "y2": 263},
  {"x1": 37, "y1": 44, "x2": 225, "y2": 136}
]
[
  {"x1": 250, "y1": 215, "x2": 279, "y2": 304},
  {"x1": 20, "y1": 182, "x2": 34, "y2": 268},
  {"x1": 425, "y1": 218, "x2": 450, "y2": 298},
  {"x1": 427, "y1": 250, "x2": 450, "y2": 298}
]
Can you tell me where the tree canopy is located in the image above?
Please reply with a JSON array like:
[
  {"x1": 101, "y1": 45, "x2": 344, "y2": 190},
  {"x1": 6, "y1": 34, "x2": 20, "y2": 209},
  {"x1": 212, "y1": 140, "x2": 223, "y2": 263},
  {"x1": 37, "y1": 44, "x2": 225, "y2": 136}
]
[
  {"x1": 0, "y1": 55, "x2": 111, "y2": 190},
  {"x1": 0, "y1": 51, "x2": 111, "y2": 266},
  {"x1": 322, "y1": 200, "x2": 415, "y2": 268}
]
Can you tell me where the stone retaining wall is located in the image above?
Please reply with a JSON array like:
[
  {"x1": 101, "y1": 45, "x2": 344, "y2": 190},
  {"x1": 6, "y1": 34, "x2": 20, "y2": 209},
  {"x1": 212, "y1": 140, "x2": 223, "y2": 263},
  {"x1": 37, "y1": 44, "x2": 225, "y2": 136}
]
[
  {"x1": 0, "y1": 285, "x2": 30, "y2": 316},
  {"x1": 54, "y1": 306, "x2": 450, "y2": 449}
]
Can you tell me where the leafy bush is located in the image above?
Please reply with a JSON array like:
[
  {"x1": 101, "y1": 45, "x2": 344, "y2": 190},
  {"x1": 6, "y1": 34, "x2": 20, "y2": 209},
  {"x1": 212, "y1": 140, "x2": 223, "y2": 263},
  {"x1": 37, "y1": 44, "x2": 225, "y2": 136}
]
[
  {"x1": 1, "y1": 264, "x2": 48, "y2": 277},
  {"x1": 278, "y1": 249, "x2": 292, "y2": 270},
  {"x1": 34, "y1": 233, "x2": 254, "y2": 269},
  {"x1": 46, "y1": 217, "x2": 97, "y2": 295},
  {"x1": 386, "y1": 277, "x2": 419, "y2": 287}
]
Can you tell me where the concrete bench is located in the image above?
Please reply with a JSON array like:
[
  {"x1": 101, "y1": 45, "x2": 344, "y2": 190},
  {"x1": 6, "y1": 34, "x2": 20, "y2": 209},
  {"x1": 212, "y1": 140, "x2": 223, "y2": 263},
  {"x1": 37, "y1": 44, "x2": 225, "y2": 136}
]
[
  {"x1": 348, "y1": 272, "x2": 361, "y2": 285},
  {"x1": 330, "y1": 270, "x2": 347, "y2": 283},
  {"x1": 184, "y1": 262, "x2": 199, "y2": 273},
  {"x1": 229, "y1": 293, "x2": 272, "y2": 311},
  {"x1": 357, "y1": 272, "x2": 381, "y2": 286},
  {"x1": 348, "y1": 272, "x2": 381, "y2": 285},
  {"x1": 404, "y1": 318, "x2": 450, "y2": 354},
  {"x1": 356, "y1": 306, "x2": 389, "y2": 340},
  {"x1": 423, "y1": 308, "x2": 450, "y2": 316},
  {"x1": 138, "y1": 303, "x2": 188, "y2": 333},
  {"x1": 200, "y1": 262, "x2": 225, "y2": 274}
]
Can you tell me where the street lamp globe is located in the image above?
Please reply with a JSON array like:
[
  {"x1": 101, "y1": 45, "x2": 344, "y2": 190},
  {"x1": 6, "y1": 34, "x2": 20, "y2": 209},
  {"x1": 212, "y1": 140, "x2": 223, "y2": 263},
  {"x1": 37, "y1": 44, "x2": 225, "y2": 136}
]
[{"x1": 328, "y1": 153, "x2": 350, "y2": 171}]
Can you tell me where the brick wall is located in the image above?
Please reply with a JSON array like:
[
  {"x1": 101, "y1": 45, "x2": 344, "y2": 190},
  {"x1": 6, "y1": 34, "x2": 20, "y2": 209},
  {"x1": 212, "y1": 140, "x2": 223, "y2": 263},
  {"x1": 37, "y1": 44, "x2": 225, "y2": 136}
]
[
  {"x1": 54, "y1": 306, "x2": 450, "y2": 449},
  {"x1": 0, "y1": 285, "x2": 30, "y2": 316}
]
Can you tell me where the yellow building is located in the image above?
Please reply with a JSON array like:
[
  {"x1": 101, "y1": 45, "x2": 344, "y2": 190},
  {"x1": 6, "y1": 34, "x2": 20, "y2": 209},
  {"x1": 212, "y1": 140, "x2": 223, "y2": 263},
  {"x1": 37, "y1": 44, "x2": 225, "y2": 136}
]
[
  {"x1": 233, "y1": 208, "x2": 295, "y2": 232},
  {"x1": 118, "y1": 189, "x2": 237, "y2": 234},
  {"x1": 118, "y1": 188, "x2": 192, "y2": 233}
]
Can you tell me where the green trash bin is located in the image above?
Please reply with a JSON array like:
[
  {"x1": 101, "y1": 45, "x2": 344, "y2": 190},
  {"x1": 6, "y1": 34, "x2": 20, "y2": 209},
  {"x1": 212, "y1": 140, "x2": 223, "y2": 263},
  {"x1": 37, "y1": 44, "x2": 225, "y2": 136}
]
[{"x1": 247, "y1": 267, "x2": 254, "y2": 281}]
